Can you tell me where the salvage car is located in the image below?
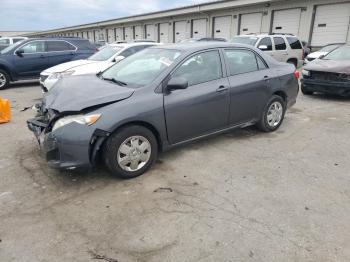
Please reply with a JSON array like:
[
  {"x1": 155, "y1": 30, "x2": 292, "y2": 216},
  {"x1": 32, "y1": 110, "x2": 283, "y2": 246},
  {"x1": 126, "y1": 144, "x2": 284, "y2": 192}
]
[
  {"x1": 40, "y1": 42, "x2": 160, "y2": 92},
  {"x1": 301, "y1": 45, "x2": 350, "y2": 96},
  {"x1": 0, "y1": 37, "x2": 96, "y2": 90},
  {"x1": 27, "y1": 43, "x2": 299, "y2": 179},
  {"x1": 304, "y1": 43, "x2": 343, "y2": 64}
]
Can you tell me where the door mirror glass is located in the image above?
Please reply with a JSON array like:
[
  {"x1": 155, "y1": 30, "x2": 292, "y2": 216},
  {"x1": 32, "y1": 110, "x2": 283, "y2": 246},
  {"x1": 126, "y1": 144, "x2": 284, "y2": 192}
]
[
  {"x1": 15, "y1": 49, "x2": 24, "y2": 56},
  {"x1": 167, "y1": 77, "x2": 188, "y2": 90},
  {"x1": 258, "y1": 45, "x2": 268, "y2": 50}
]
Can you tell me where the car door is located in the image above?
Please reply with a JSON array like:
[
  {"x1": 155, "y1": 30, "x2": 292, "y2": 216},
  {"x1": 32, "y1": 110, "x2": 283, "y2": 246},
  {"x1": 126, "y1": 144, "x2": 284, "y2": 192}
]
[
  {"x1": 13, "y1": 40, "x2": 49, "y2": 77},
  {"x1": 223, "y1": 48, "x2": 271, "y2": 125},
  {"x1": 256, "y1": 37, "x2": 273, "y2": 57},
  {"x1": 164, "y1": 50, "x2": 230, "y2": 144},
  {"x1": 46, "y1": 40, "x2": 77, "y2": 67},
  {"x1": 272, "y1": 37, "x2": 288, "y2": 62}
]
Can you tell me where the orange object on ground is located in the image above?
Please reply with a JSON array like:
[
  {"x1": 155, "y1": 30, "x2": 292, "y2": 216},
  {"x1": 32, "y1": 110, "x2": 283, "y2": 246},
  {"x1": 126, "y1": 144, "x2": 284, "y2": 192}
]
[{"x1": 0, "y1": 98, "x2": 11, "y2": 123}]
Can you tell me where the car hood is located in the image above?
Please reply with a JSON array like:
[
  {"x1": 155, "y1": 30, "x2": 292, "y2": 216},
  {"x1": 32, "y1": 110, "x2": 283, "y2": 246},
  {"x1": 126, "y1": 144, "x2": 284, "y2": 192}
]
[
  {"x1": 72, "y1": 61, "x2": 114, "y2": 75},
  {"x1": 306, "y1": 51, "x2": 327, "y2": 59},
  {"x1": 43, "y1": 59, "x2": 98, "y2": 74},
  {"x1": 304, "y1": 59, "x2": 350, "y2": 74},
  {"x1": 43, "y1": 74, "x2": 134, "y2": 113}
]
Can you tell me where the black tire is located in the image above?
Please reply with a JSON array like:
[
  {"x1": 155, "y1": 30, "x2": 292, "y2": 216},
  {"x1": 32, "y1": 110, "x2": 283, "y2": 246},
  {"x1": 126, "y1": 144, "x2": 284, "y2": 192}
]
[
  {"x1": 257, "y1": 95, "x2": 286, "y2": 132},
  {"x1": 103, "y1": 125, "x2": 158, "y2": 179},
  {"x1": 301, "y1": 84, "x2": 313, "y2": 95},
  {"x1": 0, "y1": 69, "x2": 10, "y2": 90},
  {"x1": 287, "y1": 59, "x2": 297, "y2": 69}
]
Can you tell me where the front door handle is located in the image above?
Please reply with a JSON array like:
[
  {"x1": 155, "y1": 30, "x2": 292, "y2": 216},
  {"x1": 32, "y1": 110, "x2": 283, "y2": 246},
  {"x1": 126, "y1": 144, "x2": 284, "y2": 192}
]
[
  {"x1": 216, "y1": 85, "x2": 228, "y2": 92},
  {"x1": 40, "y1": 54, "x2": 46, "y2": 59},
  {"x1": 263, "y1": 75, "x2": 270, "y2": 81}
]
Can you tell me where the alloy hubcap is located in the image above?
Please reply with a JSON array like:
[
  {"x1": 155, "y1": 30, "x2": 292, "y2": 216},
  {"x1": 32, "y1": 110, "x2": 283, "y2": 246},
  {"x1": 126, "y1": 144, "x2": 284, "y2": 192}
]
[
  {"x1": 267, "y1": 101, "x2": 283, "y2": 127},
  {"x1": 0, "y1": 73, "x2": 6, "y2": 87},
  {"x1": 117, "y1": 136, "x2": 151, "y2": 172}
]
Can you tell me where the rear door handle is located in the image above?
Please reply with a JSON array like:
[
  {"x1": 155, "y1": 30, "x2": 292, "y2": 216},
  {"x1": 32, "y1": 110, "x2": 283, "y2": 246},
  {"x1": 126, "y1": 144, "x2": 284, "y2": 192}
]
[
  {"x1": 263, "y1": 76, "x2": 270, "y2": 81},
  {"x1": 216, "y1": 85, "x2": 228, "y2": 92}
]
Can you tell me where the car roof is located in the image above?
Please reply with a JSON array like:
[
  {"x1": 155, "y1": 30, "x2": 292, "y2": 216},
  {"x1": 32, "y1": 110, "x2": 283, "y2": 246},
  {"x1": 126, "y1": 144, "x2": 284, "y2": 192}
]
[
  {"x1": 235, "y1": 34, "x2": 299, "y2": 38},
  {"x1": 109, "y1": 42, "x2": 161, "y2": 47},
  {"x1": 150, "y1": 42, "x2": 256, "y2": 52},
  {"x1": 23, "y1": 37, "x2": 89, "y2": 41}
]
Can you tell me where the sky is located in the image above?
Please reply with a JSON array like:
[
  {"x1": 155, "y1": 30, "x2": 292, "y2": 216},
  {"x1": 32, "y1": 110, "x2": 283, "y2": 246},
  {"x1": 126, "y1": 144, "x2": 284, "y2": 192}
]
[{"x1": 0, "y1": 0, "x2": 212, "y2": 31}]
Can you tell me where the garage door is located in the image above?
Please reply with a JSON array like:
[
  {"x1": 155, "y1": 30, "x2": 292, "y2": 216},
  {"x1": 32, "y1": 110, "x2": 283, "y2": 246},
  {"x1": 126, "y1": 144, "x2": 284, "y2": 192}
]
[
  {"x1": 240, "y1": 12, "x2": 263, "y2": 34},
  {"x1": 159, "y1": 23, "x2": 169, "y2": 43},
  {"x1": 311, "y1": 3, "x2": 350, "y2": 46},
  {"x1": 115, "y1": 28, "x2": 123, "y2": 41},
  {"x1": 146, "y1": 24, "x2": 156, "y2": 41},
  {"x1": 174, "y1": 21, "x2": 187, "y2": 42},
  {"x1": 88, "y1": 31, "x2": 94, "y2": 42},
  {"x1": 83, "y1": 31, "x2": 88, "y2": 39},
  {"x1": 192, "y1": 19, "x2": 207, "y2": 38},
  {"x1": 124, "y1": 27, "x2": 134, "y2": 42},
  {"x1": 134, "y1": 25, "x2": 143, "y2": 40},
  {"x1": 272, "y1": 8, "x2": 301, "y2": 35},
  {"x1": 107, "y1": 28, "x2": 115, "y2": 43},
  {"x1": 213, "y1": 16, "x2": 231, "y2": 40}
]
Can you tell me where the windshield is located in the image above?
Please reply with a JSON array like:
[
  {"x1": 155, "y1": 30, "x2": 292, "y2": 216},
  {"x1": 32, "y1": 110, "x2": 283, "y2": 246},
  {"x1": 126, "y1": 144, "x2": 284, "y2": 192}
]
[
  {"x1": 323, "y1": 46, "x2": 350, "y2": 61},
  {"x1": 88, "y1": 46, "x2": 123, "y2": 61},
  {"x1": 232, "y1": 36, "x2": 259, "y2": 46},
  {"x1": 0, "y1": 40, "x2": 24, "y2": 54},
  {"x1": 319, "y1": 44, "x2": 341, "y2": 53},
  {"x1": 101, "y1": 48, "x2": 182, "y2": 88}
]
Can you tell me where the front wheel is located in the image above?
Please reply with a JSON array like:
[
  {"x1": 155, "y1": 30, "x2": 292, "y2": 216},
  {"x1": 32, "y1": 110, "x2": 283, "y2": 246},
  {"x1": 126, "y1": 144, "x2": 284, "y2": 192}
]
[
  {"x1": 103, "y1": 125, "x2": 158, "y2": 179},
  {"x1": 0, "y1": 70, "x2": 10, "y2": 90},
  {"x1": 257, "y1": 95, "x2": 286, "y2": 132}
]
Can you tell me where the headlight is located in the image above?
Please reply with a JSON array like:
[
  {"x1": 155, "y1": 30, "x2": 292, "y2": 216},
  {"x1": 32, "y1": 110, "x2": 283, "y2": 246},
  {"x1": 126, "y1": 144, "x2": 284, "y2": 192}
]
[
  {"x1": 302, "y1": 69, "x2": 310, "y2": 76},
  {"x1": 52, "y1": 114, "x2": 101, "y2": 131},
  {"x1": 48, "y1": 70, "x2": 75, "y2": 80}
]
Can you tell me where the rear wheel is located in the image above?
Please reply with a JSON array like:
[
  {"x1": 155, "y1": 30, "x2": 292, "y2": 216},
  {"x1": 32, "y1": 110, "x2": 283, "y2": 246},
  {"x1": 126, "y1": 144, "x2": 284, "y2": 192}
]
[
  {"x1": 301, "y1": 84, "x2": 313, "y2": 95},
  {"x1": 103, "y1": 125, "x2": 158, "y2": 179},
  {"x1": 257, "y1": 95, "x2": 286, "y2": 132},
  {"x1": 0, "y1": 70, "x2": 10, "y2": 90}
]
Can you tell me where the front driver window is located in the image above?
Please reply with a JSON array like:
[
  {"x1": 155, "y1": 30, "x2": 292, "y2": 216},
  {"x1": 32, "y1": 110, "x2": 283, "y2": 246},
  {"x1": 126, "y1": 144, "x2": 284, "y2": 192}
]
[
  {"x1": 172, "y1": 50, "x2": 222, "y2": 87},
  {"x1": 21, "y1": 41, "x2": 46, "y2": 53}
]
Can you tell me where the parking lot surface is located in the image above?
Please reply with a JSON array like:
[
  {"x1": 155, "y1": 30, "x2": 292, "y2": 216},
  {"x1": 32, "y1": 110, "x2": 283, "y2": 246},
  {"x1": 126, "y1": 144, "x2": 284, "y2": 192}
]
[{"x1": 1, "y1": 82, "x2": 350, "y2": 262}]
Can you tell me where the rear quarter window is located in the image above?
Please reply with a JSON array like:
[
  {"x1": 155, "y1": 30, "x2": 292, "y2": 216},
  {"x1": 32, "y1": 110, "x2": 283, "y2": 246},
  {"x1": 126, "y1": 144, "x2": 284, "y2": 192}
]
[{"x1": 287, "y1": 37, "x2": 303, "y2": 49}]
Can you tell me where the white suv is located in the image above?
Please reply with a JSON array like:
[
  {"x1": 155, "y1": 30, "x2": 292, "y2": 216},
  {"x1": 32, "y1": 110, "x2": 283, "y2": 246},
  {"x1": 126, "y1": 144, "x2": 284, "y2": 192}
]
[
  {"x1": 232, "y1": 34, "x2": 303, "y2": 68},
  {"x1": 0, "y1": 37, "x2": 28, "y2": 51}
]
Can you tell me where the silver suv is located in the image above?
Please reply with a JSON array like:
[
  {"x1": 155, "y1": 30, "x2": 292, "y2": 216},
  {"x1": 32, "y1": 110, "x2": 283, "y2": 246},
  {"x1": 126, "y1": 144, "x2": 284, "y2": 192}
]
[{"x1": 232, "y1": 34, "x2": 303, "y2": 68}]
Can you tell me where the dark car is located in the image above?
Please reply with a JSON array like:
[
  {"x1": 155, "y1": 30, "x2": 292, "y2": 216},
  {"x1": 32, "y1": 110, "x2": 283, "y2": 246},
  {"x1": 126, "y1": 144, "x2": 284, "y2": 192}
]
[
  {"x1": 0, "y1": 37, "x2": 97, "y2": 90},
  {"x1": 27, "y1": 43, "x2": 299, "y2": 179},
  {"x1": 301, "y1": 45, "x2": 350, "y2": 96}
]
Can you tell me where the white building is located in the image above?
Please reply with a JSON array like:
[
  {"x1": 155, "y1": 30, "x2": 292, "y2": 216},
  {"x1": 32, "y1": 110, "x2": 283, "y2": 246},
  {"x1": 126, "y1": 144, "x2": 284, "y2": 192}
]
[{"x1": 26, "y1": 0, "x2": 350, "y2": 48}]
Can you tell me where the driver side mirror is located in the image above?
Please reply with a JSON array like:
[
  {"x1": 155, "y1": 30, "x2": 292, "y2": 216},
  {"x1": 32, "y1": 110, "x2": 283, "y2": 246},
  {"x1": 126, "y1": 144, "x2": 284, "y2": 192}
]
[
  {"x1": 167, "y1": 77, "x2": 188, "y2": 91},
  {"x1": 15, "y1": 49, "x2": 24, "y2": 57},
  {"x1": 112, "y1": 55, "x2": 125, "y2": 63}
]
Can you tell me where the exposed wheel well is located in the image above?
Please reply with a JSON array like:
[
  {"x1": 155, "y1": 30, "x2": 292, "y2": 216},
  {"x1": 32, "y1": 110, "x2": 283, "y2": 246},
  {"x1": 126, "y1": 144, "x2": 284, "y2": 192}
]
[{"x1": 273, "y1": 91, "x2": 287, "y2": 103}]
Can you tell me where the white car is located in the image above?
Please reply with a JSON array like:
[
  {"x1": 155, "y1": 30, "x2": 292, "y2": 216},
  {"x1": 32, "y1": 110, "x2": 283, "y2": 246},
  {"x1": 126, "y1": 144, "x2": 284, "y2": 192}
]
[
  {"x1": 232, "y1": 34, "x2": 304, "y2": 68},
  {"x1": 304, "y1": 43, "x2": 343, "y2": 64},
  {"x1": 40, "y1": 42, "x2": 160, "y2": 91},
  {"x1": 0, "y1": 36, "x2": 28, "y2": 51}
]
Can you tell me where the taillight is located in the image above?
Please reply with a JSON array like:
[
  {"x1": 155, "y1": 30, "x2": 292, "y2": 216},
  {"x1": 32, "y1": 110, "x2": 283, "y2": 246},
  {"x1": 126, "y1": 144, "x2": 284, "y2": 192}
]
[{"x1": 294, "y1": 70, "x2": 300, "y2": 79}]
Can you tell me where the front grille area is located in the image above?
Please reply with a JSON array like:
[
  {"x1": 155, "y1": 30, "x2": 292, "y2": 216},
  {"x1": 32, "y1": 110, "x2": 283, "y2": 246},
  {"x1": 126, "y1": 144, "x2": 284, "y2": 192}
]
[
  {"x1": 40, "y1": 75, "x2": 49, "y2": 82},
  {"x1": 310, "y1": 71, "x2": 350, "y2": 82}
]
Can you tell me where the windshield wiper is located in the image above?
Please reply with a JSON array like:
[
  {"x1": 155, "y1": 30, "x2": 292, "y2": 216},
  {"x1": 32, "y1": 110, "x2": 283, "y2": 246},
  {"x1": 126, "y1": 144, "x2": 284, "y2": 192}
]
[{"x1": 101, "y1": 76, "x2": 127, "y2": 86}]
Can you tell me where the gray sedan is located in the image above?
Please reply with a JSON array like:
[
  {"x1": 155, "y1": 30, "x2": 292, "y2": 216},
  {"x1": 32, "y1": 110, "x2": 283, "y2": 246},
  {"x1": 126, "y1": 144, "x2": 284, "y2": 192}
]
[{"x1": 27, "y1": 43, "x2": 299, "y2": 179}]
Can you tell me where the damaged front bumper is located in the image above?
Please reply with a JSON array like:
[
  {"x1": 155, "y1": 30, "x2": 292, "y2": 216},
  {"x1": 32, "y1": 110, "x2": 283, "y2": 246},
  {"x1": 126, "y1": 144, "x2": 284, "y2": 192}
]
[
  {"x1": 27, "y1": 116, "x2": 110, "y2": 170},
  {"x1": 301, "y1": 78, "x2": 350, "y2": 96}
]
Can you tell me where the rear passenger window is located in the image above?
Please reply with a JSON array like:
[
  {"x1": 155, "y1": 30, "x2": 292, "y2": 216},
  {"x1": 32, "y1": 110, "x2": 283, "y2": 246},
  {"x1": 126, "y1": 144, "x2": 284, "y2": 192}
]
[
  {"x1": 287, "y1": 37, "x2": 303, "y2": 49},
  {"x1": 256, "y1": 55, "x2": 267, "y2": 70},
  {"x1": 258, "y1": 37, "x2": 273, "y2": 51},
  {"x1": 274, "y1": 37, "x2": 286, "y2": 50},
  {"x1": 47, "y1": 41, "x2": 75, "y2": 52},
  {"x1": 172, "y1": 50, "x2": 222, "y2": 86},
  {"x1": 13, "y1": 38, "x2": 23, "y2": 43},
  {"x1": 224, "y1": 49, "x2": 260, "y2": 75}
]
